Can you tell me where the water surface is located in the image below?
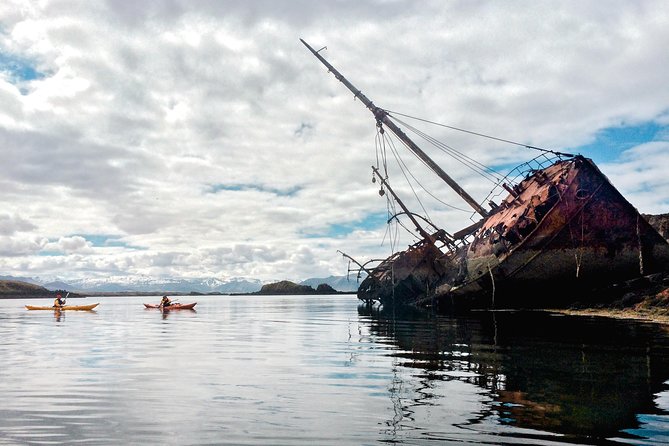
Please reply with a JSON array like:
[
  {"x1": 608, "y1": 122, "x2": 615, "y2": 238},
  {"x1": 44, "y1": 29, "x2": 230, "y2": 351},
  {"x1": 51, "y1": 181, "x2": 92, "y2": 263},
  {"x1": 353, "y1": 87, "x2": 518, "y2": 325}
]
[{"x1": 1, "y1": 295, "x2": 668, "y2": 445}]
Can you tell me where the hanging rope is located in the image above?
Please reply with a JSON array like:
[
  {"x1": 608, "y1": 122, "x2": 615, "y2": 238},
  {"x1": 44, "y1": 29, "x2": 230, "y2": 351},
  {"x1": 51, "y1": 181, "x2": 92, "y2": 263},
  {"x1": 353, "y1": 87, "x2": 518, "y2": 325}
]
[
  {"x1": 381, "y1": 128, "x2": 471, "y2": 213},
  {"x1": 571, "y1": 210, "x2": 585, "y2": 278},
  {"x1": 376, "y1": 125, "x2": 401, "y2": 254},
  {"x1": 636, "y1": 214, "x2": 644, "y2": 275},
  {"x1": 384, "y1": 133, "x2": 433, "y2": 222},
  {"x1": 488, "y1": 263, "x2": 496, "y2": 308}
]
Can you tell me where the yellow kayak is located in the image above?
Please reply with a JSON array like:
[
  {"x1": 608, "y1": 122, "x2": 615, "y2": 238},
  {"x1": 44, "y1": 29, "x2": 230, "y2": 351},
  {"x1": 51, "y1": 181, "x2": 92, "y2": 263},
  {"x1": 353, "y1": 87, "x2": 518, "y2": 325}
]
[{"x1": 25, "y1": 303, "x2": 99, "y2": 311}]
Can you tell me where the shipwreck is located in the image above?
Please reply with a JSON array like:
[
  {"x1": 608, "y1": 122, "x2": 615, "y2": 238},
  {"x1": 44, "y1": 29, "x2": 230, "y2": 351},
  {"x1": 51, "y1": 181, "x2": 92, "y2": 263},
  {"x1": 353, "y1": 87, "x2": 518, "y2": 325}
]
[{"x1": 301, "y1": 39, "x2": 669, "y2": 310}]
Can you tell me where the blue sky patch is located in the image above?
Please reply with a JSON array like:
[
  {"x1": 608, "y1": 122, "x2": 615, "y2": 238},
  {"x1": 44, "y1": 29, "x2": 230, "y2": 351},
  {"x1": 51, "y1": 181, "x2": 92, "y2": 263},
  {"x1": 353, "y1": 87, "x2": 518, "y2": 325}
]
[
  {"x1": 0, "y1": 52, "x2": 44, "y2": 84},
  {"x1": 207, "y1": 183, "x2": 302, "y2": 197},
  {"x1": 572, "y1": 121, "x2": 665, "y2": 163},
  {"x1": 38, "y1": 251, "x2": 64, "y2": 257},
  {"x1": 77, "y1": 234, "x2": 143, "y2": 250},
  {"x1": 303, "y1": 212, "x2": 388, "y2": 238},
  {"x1": 38, "y1": 235, "x2": 141, "y2": 256}
]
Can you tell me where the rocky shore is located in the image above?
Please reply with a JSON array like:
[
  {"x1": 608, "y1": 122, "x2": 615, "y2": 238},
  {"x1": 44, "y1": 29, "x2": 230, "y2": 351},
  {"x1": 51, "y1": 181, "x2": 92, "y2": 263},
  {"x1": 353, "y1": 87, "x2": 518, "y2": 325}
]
[
  {"x1": 567, "y1": 213, "x2": 669, "y2": 324},
  {"x1": 553, "y1": 213, "x2": 669, "y2": 325},
  {"x1": 550, "y1": 272, "x2": 669, "y2": 325}
]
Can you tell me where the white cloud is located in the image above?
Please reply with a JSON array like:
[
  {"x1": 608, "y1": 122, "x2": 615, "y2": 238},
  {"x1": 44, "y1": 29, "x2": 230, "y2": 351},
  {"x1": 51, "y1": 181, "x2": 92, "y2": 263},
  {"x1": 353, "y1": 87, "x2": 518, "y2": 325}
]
[
  {"x1": 0, "y1": 236, "x2": 46, "y2": 256},
  {"x1": 601, "y1": 142, "x2": 669, "y2": 213},
  {"x1": 0, "y1": 0, "x2": 668, "y2": 282},
  {"x1": 0, "y1": 213, "x2": 36, "y2": 235}
]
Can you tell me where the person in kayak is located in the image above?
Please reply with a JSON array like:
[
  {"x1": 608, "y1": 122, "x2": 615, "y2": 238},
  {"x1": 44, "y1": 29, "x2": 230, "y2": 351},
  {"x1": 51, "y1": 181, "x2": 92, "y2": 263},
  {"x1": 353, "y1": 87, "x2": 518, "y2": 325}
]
[
  {"x1": 159, "y1": 295, "x2": 171, "y2": 308},
  {"x1": 53, "y1": 294, "x2": 65, "y2": 308}
]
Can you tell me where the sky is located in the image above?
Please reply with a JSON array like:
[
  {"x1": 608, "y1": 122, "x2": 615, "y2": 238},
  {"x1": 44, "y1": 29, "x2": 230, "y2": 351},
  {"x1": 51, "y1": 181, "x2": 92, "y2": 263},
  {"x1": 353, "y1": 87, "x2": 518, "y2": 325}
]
[{"x1": 1, "y1": 0, "x2": 668, "y2": 284}]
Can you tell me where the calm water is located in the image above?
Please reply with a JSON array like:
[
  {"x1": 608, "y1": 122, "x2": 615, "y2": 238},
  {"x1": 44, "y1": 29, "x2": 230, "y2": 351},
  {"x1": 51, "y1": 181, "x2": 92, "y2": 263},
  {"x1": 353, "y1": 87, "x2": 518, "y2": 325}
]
[{"x1": 1, "y1": 294, "x2": 668, "y2": 445}]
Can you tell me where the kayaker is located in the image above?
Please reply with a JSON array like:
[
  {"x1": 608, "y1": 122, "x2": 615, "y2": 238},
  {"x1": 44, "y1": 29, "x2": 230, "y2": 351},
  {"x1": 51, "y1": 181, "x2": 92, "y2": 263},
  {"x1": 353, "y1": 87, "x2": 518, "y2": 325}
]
[
  {"x1": 159, "y1": 295, "x2": 171, "y2": 308},
  {"x1": 53, "y1": 294, "x2": 65, "y2": 308}
]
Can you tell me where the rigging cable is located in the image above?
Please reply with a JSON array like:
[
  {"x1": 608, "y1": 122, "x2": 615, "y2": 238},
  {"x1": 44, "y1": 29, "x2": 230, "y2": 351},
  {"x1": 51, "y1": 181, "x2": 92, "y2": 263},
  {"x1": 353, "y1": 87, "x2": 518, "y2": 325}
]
[
  {"x1": 385, "y1": 109, "x2": 574, "y2": 158},
  {"x1": 382, "y1": 128, "x2": 477, "y2": 213},
  {"x1": 376, "y1": 125, "x2": 400, "y2": 254},
  {"x1": 383, "y1": 131, "x2": 433, "y2": 223},
  {"x1": 391, "y1": 115, "x2": 503, "y2": 184}
]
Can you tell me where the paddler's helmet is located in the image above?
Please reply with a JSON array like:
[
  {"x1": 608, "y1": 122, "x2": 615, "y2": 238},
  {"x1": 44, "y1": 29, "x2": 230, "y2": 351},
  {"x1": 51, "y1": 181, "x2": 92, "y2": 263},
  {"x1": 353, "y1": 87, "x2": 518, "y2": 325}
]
[{"x1": 57, "y1": 294, "x2": 62, "y2": 298}]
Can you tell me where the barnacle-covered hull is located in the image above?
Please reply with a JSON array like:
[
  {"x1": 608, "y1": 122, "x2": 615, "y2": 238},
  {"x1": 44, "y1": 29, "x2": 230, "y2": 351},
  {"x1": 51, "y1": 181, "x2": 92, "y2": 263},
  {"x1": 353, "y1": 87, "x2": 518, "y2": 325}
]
[{"x1": 360, "y1": 156, "x2": 669, "y2": 309}]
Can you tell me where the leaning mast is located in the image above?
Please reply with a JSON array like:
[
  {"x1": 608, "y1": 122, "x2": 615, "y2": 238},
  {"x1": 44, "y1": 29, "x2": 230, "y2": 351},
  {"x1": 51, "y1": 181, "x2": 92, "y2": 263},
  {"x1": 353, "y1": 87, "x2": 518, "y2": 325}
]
[{"x1": 300, "y1": 38, "x2": 488, "y2": 218}]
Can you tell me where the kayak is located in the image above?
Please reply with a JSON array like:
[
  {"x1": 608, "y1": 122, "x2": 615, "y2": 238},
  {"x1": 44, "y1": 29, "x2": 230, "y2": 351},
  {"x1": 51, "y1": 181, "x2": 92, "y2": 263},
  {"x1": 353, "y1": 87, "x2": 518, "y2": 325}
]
[
  {"x1": 26, "y1": 303, "x2": 99, "y2": 311},
  {"x1": 144, "y1": 302, "x2": 197, "y2": 310}
]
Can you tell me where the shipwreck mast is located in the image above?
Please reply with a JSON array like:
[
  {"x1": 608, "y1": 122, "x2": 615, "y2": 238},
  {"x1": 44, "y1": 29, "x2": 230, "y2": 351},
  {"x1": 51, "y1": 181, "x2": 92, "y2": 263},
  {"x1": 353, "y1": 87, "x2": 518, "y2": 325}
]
[
  {"x1": 301, "y1": 38, "x2": 489, "y2": 218},
  {"x1": 372, "y1": 166, "x2": 436, "y2": 245}
]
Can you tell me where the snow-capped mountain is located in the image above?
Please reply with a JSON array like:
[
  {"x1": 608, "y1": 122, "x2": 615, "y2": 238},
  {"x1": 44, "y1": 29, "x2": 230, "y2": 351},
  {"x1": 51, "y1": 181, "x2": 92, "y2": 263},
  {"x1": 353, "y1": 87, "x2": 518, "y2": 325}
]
[
  {"x1": 66, "y1": 276, "x2": 264, "y2": 293},
  {"x1": 1, "y1": 275, "x2": 358, "y2": 293}
]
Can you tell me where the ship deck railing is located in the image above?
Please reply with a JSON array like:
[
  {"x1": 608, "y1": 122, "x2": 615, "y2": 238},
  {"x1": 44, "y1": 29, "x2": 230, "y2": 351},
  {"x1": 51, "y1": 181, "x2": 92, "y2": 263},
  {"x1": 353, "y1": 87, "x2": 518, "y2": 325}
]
[{"x1": 481, "y1": 153, "x2": 567, "y2": 212}]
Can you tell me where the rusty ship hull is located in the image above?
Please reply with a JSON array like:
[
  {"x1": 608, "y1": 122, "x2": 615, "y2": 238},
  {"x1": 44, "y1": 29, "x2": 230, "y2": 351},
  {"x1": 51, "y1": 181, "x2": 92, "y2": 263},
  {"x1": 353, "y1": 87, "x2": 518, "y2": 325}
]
[
  {"x1": 359, "y1": 156, "x2": 669, "y2": 309},
  {"x1": 301, "y1": 39, "x2": 669, "y2": 310},
  {"x1": 441, "y1": 156, "x2": 669, "y2": 308}
]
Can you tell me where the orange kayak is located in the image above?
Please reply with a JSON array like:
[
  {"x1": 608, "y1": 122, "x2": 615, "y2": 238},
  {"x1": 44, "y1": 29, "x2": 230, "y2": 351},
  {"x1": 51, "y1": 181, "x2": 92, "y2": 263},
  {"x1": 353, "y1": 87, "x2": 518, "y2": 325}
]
[
  {"x1": 144, "y1": 302, "x2": 197, "y2": 310},
  {"x1": 26, "y1": 303, "x2": 99, "y2": 311}
]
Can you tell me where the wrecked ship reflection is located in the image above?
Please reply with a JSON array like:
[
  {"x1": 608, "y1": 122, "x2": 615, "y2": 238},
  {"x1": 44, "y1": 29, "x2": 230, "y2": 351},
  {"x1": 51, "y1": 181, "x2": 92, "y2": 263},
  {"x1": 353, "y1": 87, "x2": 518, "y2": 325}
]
[{"x1": 358, "y1": 305, "x2": 669, "y2": 443}]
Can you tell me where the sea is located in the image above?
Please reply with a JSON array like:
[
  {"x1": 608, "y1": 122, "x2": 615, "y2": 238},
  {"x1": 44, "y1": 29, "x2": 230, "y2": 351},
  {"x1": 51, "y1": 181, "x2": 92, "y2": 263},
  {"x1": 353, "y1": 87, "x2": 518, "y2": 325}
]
[{"x1": 1, "y1": 294, "x2": 668, "y2": 445}]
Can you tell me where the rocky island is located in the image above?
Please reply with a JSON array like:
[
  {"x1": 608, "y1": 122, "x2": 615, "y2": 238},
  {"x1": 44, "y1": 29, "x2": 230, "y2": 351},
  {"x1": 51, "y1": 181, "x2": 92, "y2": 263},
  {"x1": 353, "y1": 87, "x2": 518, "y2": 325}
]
[
  {"x1": 253, "y1": 280, "x2": 351, "y2": 295},
  {"x1": 0, "y1": 280, "x2": 74, "y2": 299}
]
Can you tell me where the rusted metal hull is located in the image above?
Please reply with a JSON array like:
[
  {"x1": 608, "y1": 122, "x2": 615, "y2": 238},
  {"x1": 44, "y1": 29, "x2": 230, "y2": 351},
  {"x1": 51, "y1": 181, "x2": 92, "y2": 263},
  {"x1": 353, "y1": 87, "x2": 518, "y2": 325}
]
[
  {"x1": 359, "y1": 156, "x2": 669, "y2": 309},
  {"x1": 358, "y1": 242, "x2": 446, "y2": 305}
]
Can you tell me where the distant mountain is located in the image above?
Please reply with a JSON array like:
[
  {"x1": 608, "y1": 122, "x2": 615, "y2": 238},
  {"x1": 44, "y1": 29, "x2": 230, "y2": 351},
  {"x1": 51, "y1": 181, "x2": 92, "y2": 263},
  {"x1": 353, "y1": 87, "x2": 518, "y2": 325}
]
[
  {"x1": 43, "y1": 280, "x2": 74, "y2": 291},
  {"x1": 0, "y1": 274, "x2": 358, "y2": 294},
  {"x1": 0, "y1": 280, "x2": 50, "y2": 296},
  {"x1": 64, "y1": 276, "x2": 264, "y2": 294},
  {"x1": 0, "y1": 275, "x2": 41, "y2": 286},
  {"x1": 0, "y1": 279, "x2": 67, "y2": 298}
]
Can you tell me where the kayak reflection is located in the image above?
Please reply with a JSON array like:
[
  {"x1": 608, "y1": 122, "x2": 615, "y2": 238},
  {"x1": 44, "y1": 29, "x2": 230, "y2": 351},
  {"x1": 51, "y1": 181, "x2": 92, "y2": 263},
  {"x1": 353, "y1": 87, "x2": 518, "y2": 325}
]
[{"x1": 358, "y1": 305, "x2": 669, "y2": 441}]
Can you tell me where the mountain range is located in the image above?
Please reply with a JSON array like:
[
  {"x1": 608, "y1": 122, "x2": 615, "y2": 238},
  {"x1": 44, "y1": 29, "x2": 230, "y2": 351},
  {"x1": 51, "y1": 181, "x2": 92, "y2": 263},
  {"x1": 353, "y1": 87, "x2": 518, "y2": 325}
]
[{"x1": 0, "y1": 275, "x2": 361, "y2": 294}]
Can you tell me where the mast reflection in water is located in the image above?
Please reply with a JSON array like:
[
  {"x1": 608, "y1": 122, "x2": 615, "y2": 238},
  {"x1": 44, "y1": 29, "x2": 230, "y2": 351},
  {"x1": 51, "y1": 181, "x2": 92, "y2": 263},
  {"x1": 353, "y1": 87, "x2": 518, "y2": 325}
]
[{"x1": 358, "y1": 305, "x2": 669, "y2": 443}]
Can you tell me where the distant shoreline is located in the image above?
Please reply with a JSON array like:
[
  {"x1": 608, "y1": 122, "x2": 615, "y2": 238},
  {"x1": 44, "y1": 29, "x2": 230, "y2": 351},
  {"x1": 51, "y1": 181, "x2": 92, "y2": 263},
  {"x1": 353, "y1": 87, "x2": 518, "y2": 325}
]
[
  {"x1": 0, "y1": 291, "x2": 358, "y2": 299},
  {"x1": 0, "y1": 295, "x2": 86, "y2": 300},
  {"x1": 230, "y1": 291, "x2": 358, "y2": 296}
]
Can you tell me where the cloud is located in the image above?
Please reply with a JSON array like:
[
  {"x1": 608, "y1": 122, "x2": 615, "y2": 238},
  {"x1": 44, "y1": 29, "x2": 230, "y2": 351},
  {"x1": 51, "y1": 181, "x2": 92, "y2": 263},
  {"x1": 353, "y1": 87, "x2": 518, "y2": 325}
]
[
  {"x1": 0, "y1": 236, "x2": 46, "y2": 256},
  {"x1": 0, "y1": 213, "x2": 36, "y2": 235},
  {"x1": 0, "y1": 1, "x2": 667, "y2": 282},
  {"x1": 601, "y1": 141, "x2": 669, "y2": 213}
]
